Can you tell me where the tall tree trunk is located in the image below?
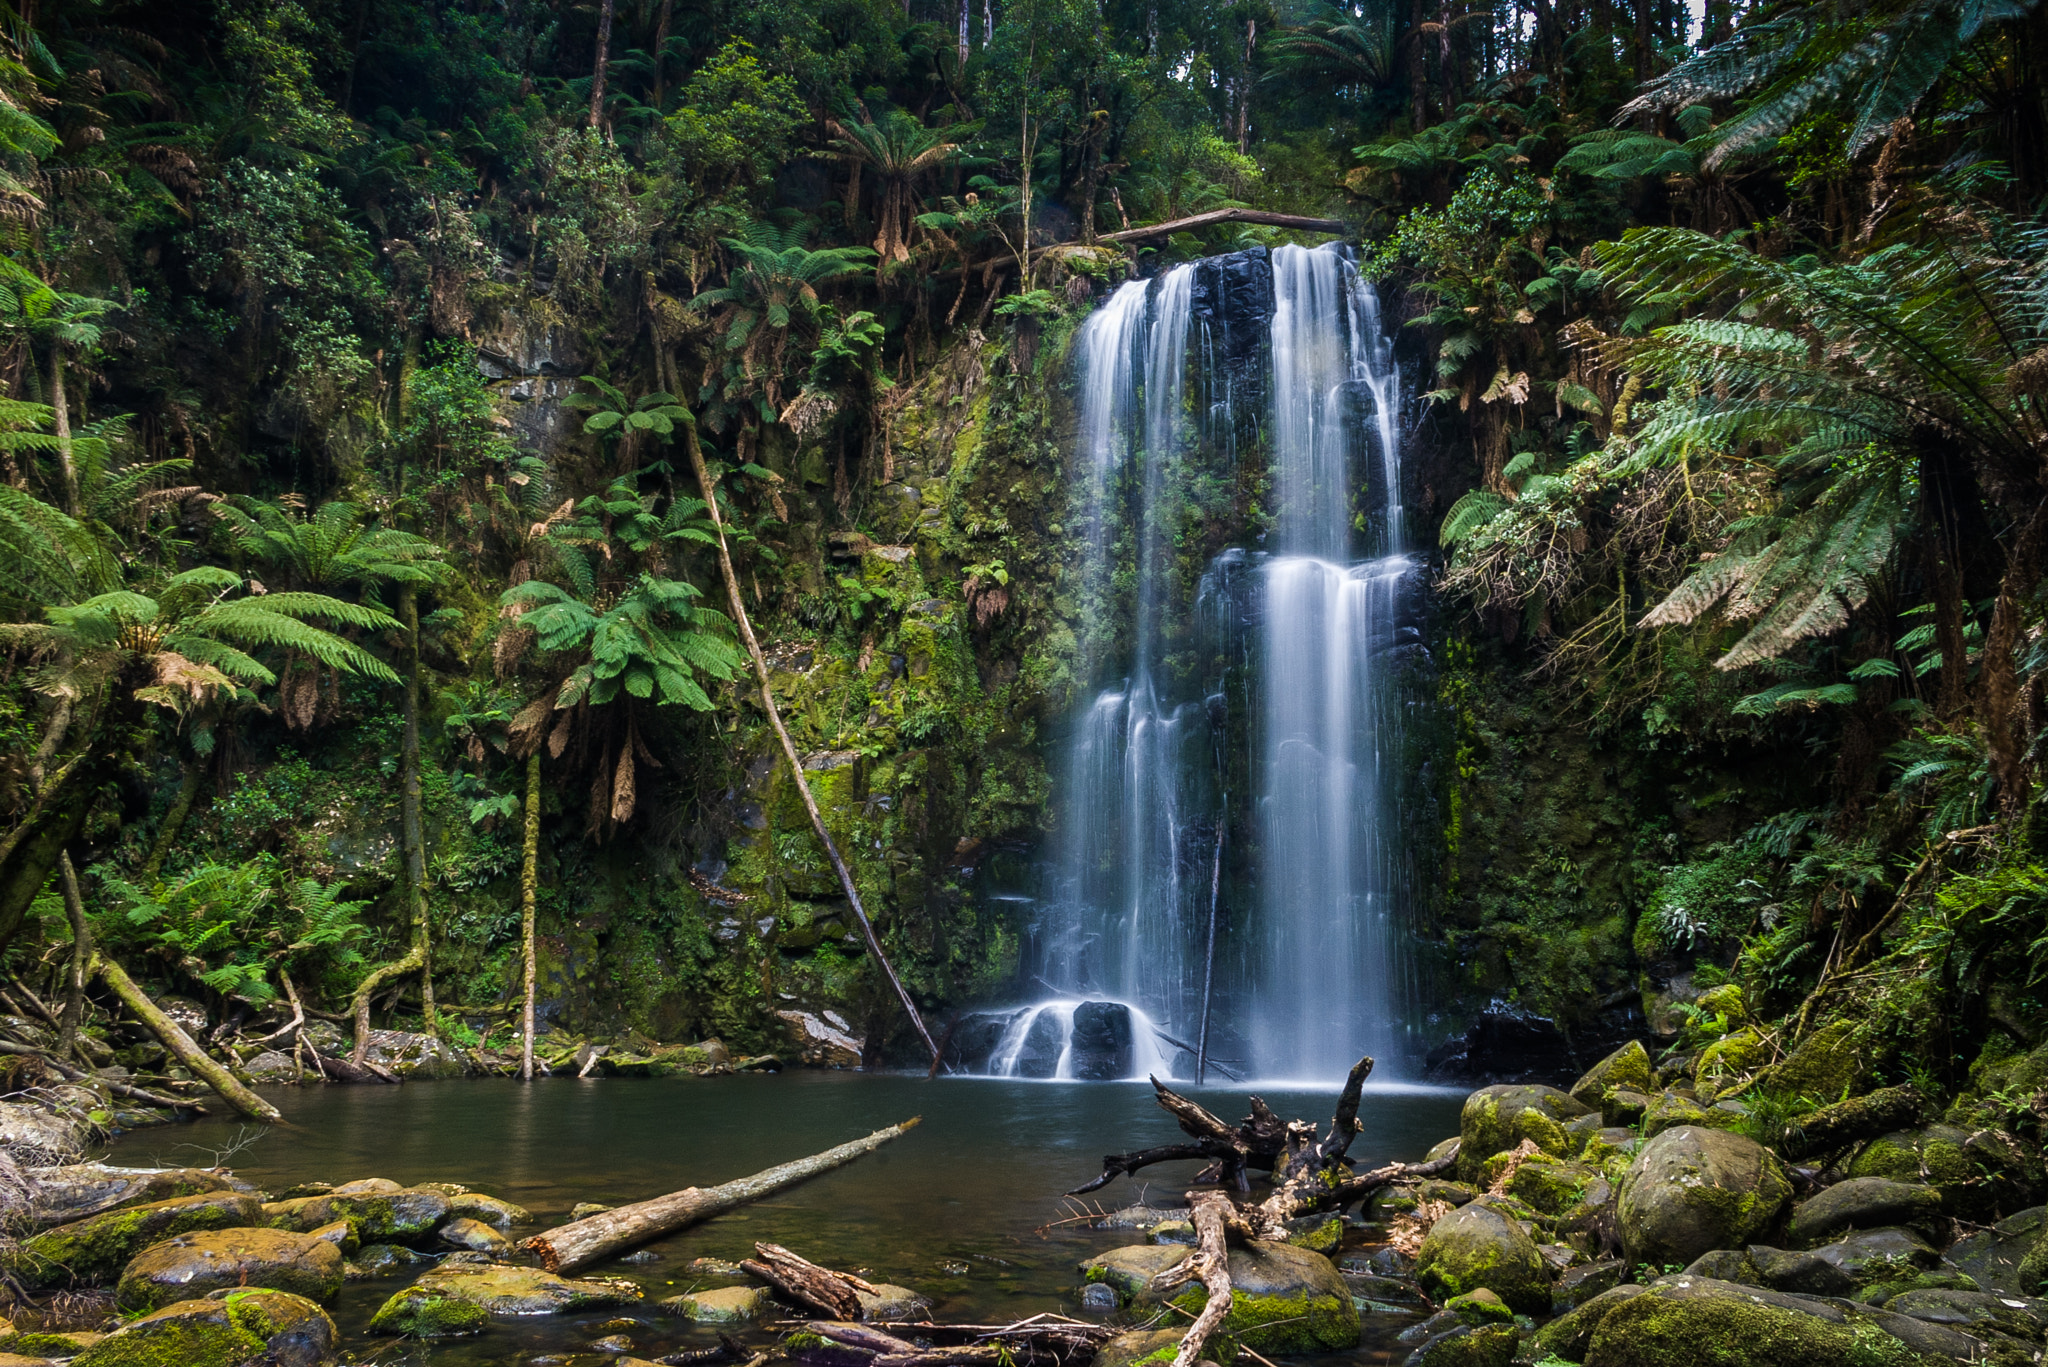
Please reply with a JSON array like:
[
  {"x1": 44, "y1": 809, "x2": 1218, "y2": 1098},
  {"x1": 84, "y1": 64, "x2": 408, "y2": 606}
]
[
  {"x1": 1984, "y1": 502, "x2": 2048, "y2": 810},
  {"x1": 1237, "y1": 19, "x2": 1257, "y2": 153},
  {"x1": 140, "y1": 761, "x2": 202, "y2": 885},
  {"x1": 398, "y1": 585, "x2": 435, "y2": 1035},
  {"x1": 1407, "y1": 0, "x2": 1430, "y2": 127},
  {"x1": 49, "y1": 345, "x2": 77, "y2": 516},
  {"x1": 56, "y1": 851, "x2": 89, "y2": 1062},
  {"x1": 958, "y1": 0, "x2": 970, "y2": 71},
  {"x1": 651, "y1": 0, "x2": 673, "y2": 109},
  {"x1": 588, "y1": 0, "x2": 615, "y2": 129},
  {"x1": 521, "y1": 751, "x2": 540, "y2": 1081}
]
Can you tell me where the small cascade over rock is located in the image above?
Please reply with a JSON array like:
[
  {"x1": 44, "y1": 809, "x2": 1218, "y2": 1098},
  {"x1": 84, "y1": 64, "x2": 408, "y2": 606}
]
[{"x1": 942, "y1": 1001, "x2": 1174, "y2": 1080}]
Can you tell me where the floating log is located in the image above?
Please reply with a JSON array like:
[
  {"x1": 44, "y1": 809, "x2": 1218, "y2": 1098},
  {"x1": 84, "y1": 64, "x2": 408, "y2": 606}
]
[
  {"x1": 744, "y1": 1242, "x2": 878, "y2": 1320},
  {"x1": 521, "y1": 1117, "x2": 920, "y2": 1272},
  {"x1": 1097, "y1": 208, "x2": 1351, "y2": 245}
]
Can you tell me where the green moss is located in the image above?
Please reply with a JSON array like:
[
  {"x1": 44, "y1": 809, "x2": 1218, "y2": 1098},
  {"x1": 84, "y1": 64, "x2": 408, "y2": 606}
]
[
  {"x1": 1585, "y1": 1289, "x2": 1924, "y2": 1367},
  {"x1": 365, "y1": 1287, "x2": 490, "y2": 1337},
  {"x1": 1283, "y1": 1219, "x2": 1342, "y2": 1254},
  {"x1": 1504, "y1": 1157, "x2": 1597, "y2": 1217},
  {"x1": 1168, "y1": 1283, "x2": 1357, "y2": 1354},
  {"x1": 17, "y1": 1193, "x2": 258, "y2": 1287},
  {"x1": 71, "y1": 1316, "x2": 265, "y2": 1367},
  {"x1": 5, "y1": 1330, "x2": 103, "y2": 1352}
]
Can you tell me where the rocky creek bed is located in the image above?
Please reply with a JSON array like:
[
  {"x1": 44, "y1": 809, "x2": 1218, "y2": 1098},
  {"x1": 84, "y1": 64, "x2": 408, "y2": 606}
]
[{"x1": 0, "y1": 1055, "x2": 2037, "y2": 1367}]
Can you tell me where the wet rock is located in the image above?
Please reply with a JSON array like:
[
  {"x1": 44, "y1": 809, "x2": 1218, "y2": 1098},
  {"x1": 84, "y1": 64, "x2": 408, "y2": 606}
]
[
  {"x1": 438, "y1": 1216, "x2": 510, "y2": 1254},
  {"x1": 1617, "y1": 1126, "x2": 1792, "y2": 1267},
  {"x1": 353, "y1": 1242, "x2": 432, "y2": 1276},
  {"x1": 664, "y1": 1285, "x2": 770, "y2": 1322},
  {"x1": 1401, "y1": 1323, "x2": 1516, "y2": 1367},
  {"x1": 1578, "y1": 1275, "x2": 1986, "y2": 1367},
  {"x1": 241, "y1": 1050, "x2": 298, "y2": 1084},
  {"x1": 1342, "y1": 1271, "x2": 1431, "y2": 1312},
  {"x1": 358, "y1": 1029, "x2": 472, "y2": 1079},
  {"x1": 368, "y1": 1262, "x2": 641, "y2": 1333},
  {"x1": 1068, "y1": 1002, "x2": 1135, "y2": 1080},
  {"x1": 1164, "y1": 1239, "x2": 1358, "y2": 1353},
  {"x1": 1530, "y1": 1284, "x2": 1648, "y2": 1362},
  {"x1": 1079, "y1": 1282, "x2": 1119, "y2": 1310},
  {"x1": 1080, "y1": 1244, "x2": 1191, "y2": 1303},
  {"x1": 685, "y1": 1256, "x2": 749, "y2": 1276},
  {"x1": 1096, "y1": 1205, "x2": 1190, "y2": 1231},
  {"x1": 0, "y1": 1104, "x2": 87, "y2": 1167},
  {"x1": 940, "y1": 1014, "x2": 1012, "y2": 1073},
  {"x1": 1787, "y1": 1179, "x2": 1944, "y2": 1247},
  {"x1": 306, "y1": 1218, "x2": 357, "y2": 1255},
  {"x1": 1568, "y1": 1041, "x2": 1655, "y2": 1109},
  {"x1": 202, "y1": 1286, "x2": 336, "y2": 1367},
  {"x1": 17, "y1": 1189, "x2": 263, "y2": 1287},
  {"x1": 333, "y1": 1178, "x2": 403, "y2": 1195},
  {"x1": 1092, "y1": 1329, "x2": 1183, "y2": 1367},
  {"x1": 1554, "y1": 1258, "x2": 1624, "y2": 1309},
  {"x1": 1456, "y1": 1085, "x2": 1591, "y2": 1179},
  {"x1": 69, "y1": 1299, "x2": 260, "y2": 1367},
  {"x1": 1414, "y1": 1202, "x2": 1550, "y2": 1315},
  {"x1": 265, "y1": 1186, "x2": 451, "y2": 1244},
  {"x1": 28, "y1": 1164, "x2": 253, "y2": 1228},
  {"x1": 856, "y1": 1284, "x2": 931, "y2": 1320},
  {"x1": 1148, "y1": 1220, "x2": 1196, "y2": 1245},
  {"x1": 116, "y1": 1226, "x2": 344, "y2": 1311},
  {"x1": 590, "y1": 1334, "x2": 634, "y2": 1353},
  {"x1": 776, "y1": 1010, "x2": 863, "y2": 1069}
]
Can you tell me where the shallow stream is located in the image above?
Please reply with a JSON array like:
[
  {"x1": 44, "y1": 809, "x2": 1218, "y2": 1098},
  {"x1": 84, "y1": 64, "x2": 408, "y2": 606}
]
[{"x1": 104, "y1": 1073, "x2": 1463, "y2": 1365}]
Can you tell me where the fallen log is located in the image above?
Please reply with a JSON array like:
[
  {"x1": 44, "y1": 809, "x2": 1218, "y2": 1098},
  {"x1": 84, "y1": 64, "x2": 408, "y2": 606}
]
[
  {"x1": 92, "y1": 954, "x2": 280, "y2": 1123},
  {"x1": 1779, "y1": 1085, "x2": 1920, "y2": 1161},
  {"x1": 744, "y1": 1242, "x2": 878, "y2": 1320},
  {"x1": 1152, "y1": 1190, "x2": 1236, "y2": 1367},
  {"x1": 0, "y1": 1040, "x2": 206, "y2": 1113},
  {"x1": 1097, "y1": 208, "x2": 1351, "y2": 244},
  {"x1": 521, "y1": 1117, "x2": 920, "y2": 1272}
]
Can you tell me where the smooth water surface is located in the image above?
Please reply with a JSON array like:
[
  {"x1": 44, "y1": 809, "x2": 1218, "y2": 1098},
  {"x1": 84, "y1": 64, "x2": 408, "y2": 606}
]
[{"x1": 105, "y1": 1074, "x2": 1462, "y2": 1365}]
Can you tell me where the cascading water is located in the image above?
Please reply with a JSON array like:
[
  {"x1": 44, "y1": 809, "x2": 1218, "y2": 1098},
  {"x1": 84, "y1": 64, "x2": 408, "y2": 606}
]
[{"x1": 961, "y1": 243, "x2": 1418, "y2": 1084}]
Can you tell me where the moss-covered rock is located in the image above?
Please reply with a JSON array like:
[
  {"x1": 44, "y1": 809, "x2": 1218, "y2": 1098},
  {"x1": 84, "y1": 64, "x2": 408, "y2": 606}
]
[
  {"x1": 444, "y1": 1192, "x2": 530, "y2": 1231},
  {"x1": 68, "y1": 1294, "x2": 331, "y2": 1367},
  {"x1": 28, "y1": 1165, "x2": 254, "y2": 1228},
  {"x1": 1618, "y1": 1125, "x2": 1792, "y2": 1268},
  {"x1": 1581, "y1": 1277, "x2": 1936, "y2": 1367},
  {"x1": 14, "y1": 1191, "x2": 262, "y2": 1288},
  {"x1": 115, "y1": 1227, "x2": 343, "y2": 1312},
  {"x1": 1788, "y1": 1179, "x2": 1944, "y2": 1248},
  {"x1": 1503, "y1": 1155, "x2": 1601, "y2": 1217},
  {"x1": 368, "y1": 1261, "x2": 640, "y2": 1333},
  {"x1": 1414, "y1": 1202, "x2": 1551, "y2": 1315},
  {"x1": 1456, "y1": 1086, "x2": 1591, "y2": 1181},
  {"x1": 1404, "y1": 1323, "x2": 1517, "y2": 1367},
  {"x1": 1694, "y1": 1027, "x2": 1770, "y2": 1098},
  {"x1": 1282, "y1": 1217, "x2": 1341, "y2": 1254},
  {"x1": 1079, "y1": 1244, "x2": 1189, "y2": 1303},
  {"x1": 1752, "y1": 1021, "x2": 1863, "y2": 1104},
  {"x1": 1530, "y1": 1283, "x2": 1648, "y2": 1361},
  {"x1": 1641, "y1": 1091, "x2": 1715, "y2": 1136},
  {"x1": 1847, "y1": 1125, "x2": 2022, "y2": 1221},
  {"x1": 209, "y1": 1287, "x2": 336, "y2": 1367},
  {"x1": 855, "y1": 1284, "x2": 931, "y2": 1320},
  {"x1": 1092, "y1": 1328, "x2": 1224, "y2": 1367},
  {"x1": 1442, "y1": 1288, "x2": 1513, "y2": 1325},
  {"x1": 1569, "y1": 1041, "x2": 1655, "y2": 1108},
  {"x1": 263, "y1": 1187, "x2": 451, "y2": 1244},
  {"x1": 1164, "y1": 1239, "x2": 1358, "y2": 1353},
  {"x1": 663, "y1": 1285, "x2": 770, "y2": 1322}
]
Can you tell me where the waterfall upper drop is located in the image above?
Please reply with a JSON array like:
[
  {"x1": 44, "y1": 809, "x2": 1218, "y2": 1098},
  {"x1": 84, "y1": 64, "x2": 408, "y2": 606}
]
[{"x1": 953, "y1": 243, "x2": 1424, "y2": 1083}]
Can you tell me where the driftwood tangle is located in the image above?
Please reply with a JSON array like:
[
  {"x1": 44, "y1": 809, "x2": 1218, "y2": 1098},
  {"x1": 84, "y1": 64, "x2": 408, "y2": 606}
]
[
  {"x1": 743, "y1": 1242, "x2": 879, "y2": 1320},
  {"x1": 521, "y1": 1117, "x2": 919, "y2": 1272}
]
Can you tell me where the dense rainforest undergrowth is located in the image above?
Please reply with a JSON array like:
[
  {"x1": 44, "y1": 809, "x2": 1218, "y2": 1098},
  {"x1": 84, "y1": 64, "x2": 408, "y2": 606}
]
[{"x1": 0, "y1": 0, "x2": 2041, "y2": 1143}]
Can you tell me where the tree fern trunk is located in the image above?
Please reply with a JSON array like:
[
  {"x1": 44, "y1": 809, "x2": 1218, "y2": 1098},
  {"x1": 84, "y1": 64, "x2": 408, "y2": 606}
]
[
  {"x1": 588, "y1": 0, "x2": 615, "y2": 129},
  {"x1": 49, "y1": 345, "x2": 77, "y2": 517}
]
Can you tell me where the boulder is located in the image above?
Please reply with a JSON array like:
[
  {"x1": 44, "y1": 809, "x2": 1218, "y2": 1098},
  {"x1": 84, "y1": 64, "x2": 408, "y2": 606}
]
[
  {"x1": 445, "y1": 1192, "x2": 530, "y2": 1231},
  {"x1": 1805, "y1": 1227, "x2": 1940, "y2": 1288},
  {"x1": 357, "y1": 1029, "x2": 471, "y2": 1079},
  {"x1": 1414, "y1": 1202, "x2": 1551, "y2": 1315},
  {"x1": 1568, "y1": 1041, "x2": 1654, "y2": 1109},
  {"x1": 777, "y1": 1010, "x2": 864, "y2": 1068},
  {"x1": 1530, "y1": 1283, "x2": 1648, "y2": 1361},
  {"x1": 1849, "y1": 1125, "x2": 2025, "y2": 1221},
  {"x1": 856, "y1": 1285, "x2": 932, "y2": 1320},
  {"x1": 241, "y1": 1051, "x2": 298, "y2": 1084},
  {"x1": 332, "y1": 1178, "x2": 402, "y2": 1195},
  {"x1": 353, "y1": 1243, "x2": 431, "y2": 1277},
  {"x1": 437, "y1": 1216, "x2": 509, "y2": 1254},
  {"x1": 1401, "y1": 1323, "x2": 1517, "y2": 1366},
  {"x1": 663, "y1": 1285, "x2": 770, "y2": 1322},
  {"x1": 28, "y1": 1165, "x2": 252, "y2": 1227},
  {"x1": 116, "y1": 1227, "x2": 344, "y2": 1311},
  {"x1": 1164, "y1": 1239, "x2": 1358, "y2": 1353},
  {"x1": 1092, "y1": 1329, "x2": 1187, "y2": 1367},
  {"x1": 1554, "y1": 1258, "x2": 1625, "y2": 1309},
  {"x1": 1580, "y1": 1275, "x2": 1980, "y2": 1367},
  {"x1": 367, "y1": 1261, "x2": 641, "y2": 1333},
  {"x1": 1946, "y1": 1205, "x2": 2043, "y2": 1294},
  {"x1": 1887, "y1": 1287, "x2": 2048, "y2": 1341},
  {"x1": 1787, "y1": 1179, "x2": 1944, "y2": 1247},
  {"x1": 1068, "y1": 1002, "x2": 1136, "y2": 1080},
  {"x1": 307, "y1": 1219, "x2": 356, "y2": 1255},
  {"x1": 264, "y1": 1186, "x2": 450, "y2": 1244},
  {"x1": 1456, "y1": 1086, "x2": 1591, "y2": 1180},
  {"x1": 72, "y1": 1290, "x2": 334, "y2": 1367},
  {"x1": 1617, "y1": 1126, "x2": 1792, "y2": 1267},
  {"x1": 1641, "y1": 1092, "x2": 1716, "y2": 1136},
  {"x1": 16, "y1": 1190, "x2": 263, "y2": 1286},
  {"x1": 1080, "y1": 1244, "x2": 1191, "y2": 1303},
  {"x1": 1501, "y1": 1155, "x2": 1602, "y2": 1217}
]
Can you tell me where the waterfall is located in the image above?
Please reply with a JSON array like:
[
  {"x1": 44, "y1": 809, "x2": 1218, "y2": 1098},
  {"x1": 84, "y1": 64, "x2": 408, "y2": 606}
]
[{"x1": 970, "y1": 244, "x2": 1415, "y2": 1084}]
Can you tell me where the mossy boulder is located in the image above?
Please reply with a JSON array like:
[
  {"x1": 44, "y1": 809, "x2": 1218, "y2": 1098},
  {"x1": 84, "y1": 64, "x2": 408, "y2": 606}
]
[
  {"x1": 1788, "y1": 1180, "x2": 1944, "y2": 1248},
  {"x1": 1282, "y1": 1217, "x2": 1341, "y2": 1254},
  {"x1": 1164, "y1": 1239, "x2": 1357, "y2": 1353},
  {"x1": 1414, "y1": 1202, "x2": 1550, "y2": 1315},
  {"x1": 353, "y1": 1242, "x2": 431, "y2": 1277},
  {"x1": 263, "y1": 1187, "x2": 450, "y2": 1244},
  {"x1": 1641, "y1": 1092, "x2": 1717, "y2": 1136},
  {"x1": 1569, "y1": 1041, "x2": 1655, "y2": 1108},
  {"x1": 368, "y1": 1261, "x2": 641, "y2": 1333},
  {"x1": 1503, "y1": 1155, "x2": 1601, "y2": 1217},
  {"x1": 1694, "y1": 1027, "x2": 1770, "y2": 1098},
  {"x1": 1403, "y1": 1324, "x2": 1517, "y2": 1367},
  {"x1": 1081, "y1": 1244, "x2": 1191, "y2": 1303},
  {"x1": 1531, "y1": 1283, "x2": 1647, "y2": 1361},
  {"x1": 1442, "y1": 1288, "x2": 1513, "y2": 1325},
  {"x1": 1580, "y1": 1276, "x2": 1940, "y2": 1367},
  {"x1": 1093, "y1": 1328, "x2": 1225, "y2": 1367},
  {"x1": 71, "y1": 1290, "x2": 334, "y2": 1367},
  {"x1": 663, "y1": 1285, "x2": 770, "y2": 1322},
  {"x1": 116, "y1": 1227, "x2": 343, "y2": 1311},
  {"x1": 29, "y1": 1165, "x2": 253, "y2": 1228},
  {"x1": 444, "y1": 1192, "x2": 530, "y2": 1231},
  {"x1": 14, "y1": 1191, "x2": 262, "y2": 1287},
  {"x1": 1848, "y1": 1125, "x2": 2026, "y2": 1221},
  {"x1": 1618, "y1": 1126, "x2": 1792, "y2": 1268},
  {"x1": 1456, "y1": 1086, "x2": 1591, "y2": 1181},
  {"x1": 1752, "y1": 1020, "x2": 1862, "y2": 1104}
]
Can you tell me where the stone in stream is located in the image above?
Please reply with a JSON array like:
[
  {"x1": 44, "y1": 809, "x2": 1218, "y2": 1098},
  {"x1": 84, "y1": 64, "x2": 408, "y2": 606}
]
[
  {"x1": 307, "y1": 1218, "x2": 357, "y2": 1255},
  {"x1": 1165, "y1": 1240, "x2": 1359, "y2": 1353},
  {"x1": 661, "y1": 1285, "x2": 769, "y2": 1322},
  {"x1": 1402, "y1": 1323, "x2": 1518, "y2": 1367},
  {"x1": 1080, "y1": 1244, "x2": 1192, "y2": 1303},
  {"x1": 1575, "y1": 1275, "x2": 1991, "y2": 1367},
  {"x1": 1414, "y1": 1202, "x2": 1550, "y2": 1315},
  {"x1": 352, "y1": 1242, "x2": 432, "y2": 1277},
  {"x1": 263, "y1": 1186, "x2": 450, "y2": 1244},
  {"x1": 1091, "y1": 1329, "x2": 1185, "y2": 1367},
  {"x1": 241, "y1": 1050, "x2": 297, "y2": 1084},
  {"x1": 1786, "y1": 1178, "x2": 1944, "y2": 1247},
  {"x1": 684, "y1": 1256, "x2": 748, "y2": 1276},
  {"x1": 71, "y1": 1289, "x2": 335, "y2": 1367},
  {"x1": 28, "y1": 1164, "x2": 255, "y2": 1227},
  {"x1": 446, "y1": 1191, "x2": 531, "y2": 1230},
  {"x1": 1095, "y1": 1204, "x2": 1189, "y2": 1231},
  {"x1": 1067, "y1": 1001, "x2": 1135, "y2": 1080},
  {"x1": 367, "y1": 1260, "x2": 642, "y2": 1335},
  {"x1": 437, "y1": 1215, "x2": 510, "y2": 1254},
  {"x1": 332, "y1": 1177, "x2": 403, "y2": 1195},
  {"x1": 856, "y1": 1284, "x2": 932, "y2": 1320},
  {"x1": 1616, "y1": 1125, "x2": 1792, "y2": 1267},
  {"x1": 14, "y1": 1190, "x2": 263, "y2": 1286},
  {"x1": 116, "y1": 1226, "x2": 345, "y2": 1311}
]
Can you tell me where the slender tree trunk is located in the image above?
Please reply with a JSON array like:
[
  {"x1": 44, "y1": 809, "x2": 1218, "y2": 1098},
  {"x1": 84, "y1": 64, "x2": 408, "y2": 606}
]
[
  {"x1": 140, "y1": 762, "x2": 202, "y2": 885},
  {"x1": 958, "y1": 0, "x2": 970, "y2": 71},
  {"x1": 676, "y1": 413, "x2": 939, "y2": 1066},
  {"x1": 521, "y1": 751, "x2": 540, "y2": 1081},
  {"x1": 588, "y1": 0, "x2": 615, "y2": 129},
  {"x1": 49, "y1": 345, "x2": 77, "y2": 516},
  {"x1": 1407, "y1": 0, "x2": 1429, "y2": 128},
  {"x1": 1984, "y1": 503, "x2": 2048, "y2": 810},
  {"x1": 56, "y1": 852, "x2": 88, "y2": 1062},
  {"x1": 651, "y1": 0, "x2": 673, "y2": 109},
  {"x1": 1237, "y1": 19, "x2": 1257, "y2": 153},
  {"x1": 398, "y1": 585, "x2": 435, "y2": 1035}
]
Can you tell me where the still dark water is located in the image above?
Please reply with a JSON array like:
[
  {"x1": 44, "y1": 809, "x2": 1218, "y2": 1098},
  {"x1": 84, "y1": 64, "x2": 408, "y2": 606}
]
[{"x1": 104, "y1": 1073, "x2": 1465, "y2": 1366}]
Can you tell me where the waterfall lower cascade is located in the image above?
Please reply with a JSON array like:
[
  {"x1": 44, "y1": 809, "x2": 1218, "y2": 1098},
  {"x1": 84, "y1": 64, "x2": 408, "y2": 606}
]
[{"x1": 949, "y1": 243, "x2": 1423, "y2": 1084}]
